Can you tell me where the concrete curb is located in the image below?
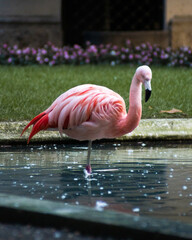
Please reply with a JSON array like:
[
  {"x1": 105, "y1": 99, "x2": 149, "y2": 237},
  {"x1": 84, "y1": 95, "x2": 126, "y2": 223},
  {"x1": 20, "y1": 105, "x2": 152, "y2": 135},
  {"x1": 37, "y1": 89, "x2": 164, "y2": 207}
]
[
  {"x1": 0, "y1": 119, "x2": 192, "y2": 144},
  {"x1": 0, "y1": 193, "x2": 191, "y2": 239}
]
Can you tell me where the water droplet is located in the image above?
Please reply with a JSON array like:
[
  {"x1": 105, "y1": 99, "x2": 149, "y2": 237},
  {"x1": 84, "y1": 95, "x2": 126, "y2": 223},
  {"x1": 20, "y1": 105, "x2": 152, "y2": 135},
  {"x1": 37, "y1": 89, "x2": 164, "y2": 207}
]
[
  {"x1": 155, "y1": 196, "x2": 161, "y2": 200},
  {"x1": 132, "y1": 207, "x2": 140, "y2": 213},
  {"x1": 95, "y1": 200, "x2": 108, "y2": 211},
  {"x1": 182, "y1": 185, "x2": 188, "y2": 190},
  {"x1": 61, "y1": 194, "x2": 66, "y2": 199},
  {"x1": 23, "y1": 166, "x2": 30, "y2": 169}
]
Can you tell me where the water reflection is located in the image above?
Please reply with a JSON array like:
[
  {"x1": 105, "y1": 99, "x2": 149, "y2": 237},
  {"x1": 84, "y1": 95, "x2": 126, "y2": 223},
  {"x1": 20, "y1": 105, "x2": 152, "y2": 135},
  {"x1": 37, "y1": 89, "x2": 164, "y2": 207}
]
[{"x1": 0, "y1": 143, "x2": 192, "y2": 223}]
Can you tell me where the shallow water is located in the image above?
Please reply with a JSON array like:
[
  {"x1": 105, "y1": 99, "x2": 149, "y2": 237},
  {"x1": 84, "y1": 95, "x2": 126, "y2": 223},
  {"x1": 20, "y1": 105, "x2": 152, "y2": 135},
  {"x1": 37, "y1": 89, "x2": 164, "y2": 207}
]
[{"x1": 0, "y1": 142, "x2": 192, "y2": 224}]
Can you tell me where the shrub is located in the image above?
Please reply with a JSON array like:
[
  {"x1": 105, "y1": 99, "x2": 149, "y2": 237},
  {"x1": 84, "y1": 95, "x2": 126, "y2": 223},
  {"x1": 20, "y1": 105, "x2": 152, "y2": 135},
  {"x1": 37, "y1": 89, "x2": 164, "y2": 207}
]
[{"x1": 1, "y1": 41, "x2": 192, "y2": 67}]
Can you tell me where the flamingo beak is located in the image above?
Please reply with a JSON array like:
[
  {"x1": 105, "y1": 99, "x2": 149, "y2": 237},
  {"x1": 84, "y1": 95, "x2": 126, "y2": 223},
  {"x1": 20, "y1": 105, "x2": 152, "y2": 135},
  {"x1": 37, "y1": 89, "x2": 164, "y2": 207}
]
[{"x1": 144, "y1": 80, "x2": 152, "y2": 102}]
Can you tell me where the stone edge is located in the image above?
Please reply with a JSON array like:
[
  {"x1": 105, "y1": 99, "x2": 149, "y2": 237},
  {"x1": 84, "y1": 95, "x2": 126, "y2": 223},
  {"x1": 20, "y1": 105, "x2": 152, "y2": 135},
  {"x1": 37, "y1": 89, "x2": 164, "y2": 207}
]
[
  {"x1": 0, "y1": 119, "x2": 192, "y2": 144},
  {"x1": 0, "y1": 193, "x2": 191, "y2": 239}
]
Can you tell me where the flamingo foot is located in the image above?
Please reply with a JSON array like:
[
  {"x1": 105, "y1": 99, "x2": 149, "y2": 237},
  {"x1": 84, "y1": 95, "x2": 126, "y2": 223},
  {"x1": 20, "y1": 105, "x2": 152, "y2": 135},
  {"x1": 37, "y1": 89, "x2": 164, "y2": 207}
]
[
  {"x1": 86, "y1": 165, "x2": 92, "y2": 174},
  {"x1": 84, "y1": 165, "x2": 92, "y2": 177}
]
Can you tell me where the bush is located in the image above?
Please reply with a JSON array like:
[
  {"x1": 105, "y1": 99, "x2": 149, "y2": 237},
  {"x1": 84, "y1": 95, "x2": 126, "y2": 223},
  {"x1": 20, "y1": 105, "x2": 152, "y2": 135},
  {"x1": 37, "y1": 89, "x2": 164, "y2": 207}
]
[{"x1": 1, "y1": 40, "x2": 192, "y2": 67}]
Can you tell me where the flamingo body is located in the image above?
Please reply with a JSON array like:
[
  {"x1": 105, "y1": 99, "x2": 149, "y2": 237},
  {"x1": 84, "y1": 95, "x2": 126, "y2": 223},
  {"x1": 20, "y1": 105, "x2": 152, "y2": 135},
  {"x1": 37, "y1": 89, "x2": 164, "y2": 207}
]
[{"x1": 22, "y1": 84, "x2": 129, "y2": 142}]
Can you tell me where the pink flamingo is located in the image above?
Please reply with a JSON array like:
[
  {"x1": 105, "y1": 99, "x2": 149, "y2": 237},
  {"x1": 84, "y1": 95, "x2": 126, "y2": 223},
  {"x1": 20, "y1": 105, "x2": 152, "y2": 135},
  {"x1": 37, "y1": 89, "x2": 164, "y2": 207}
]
[{"x1": 21, "y1": 65, "x2": 152, "y2": 174}]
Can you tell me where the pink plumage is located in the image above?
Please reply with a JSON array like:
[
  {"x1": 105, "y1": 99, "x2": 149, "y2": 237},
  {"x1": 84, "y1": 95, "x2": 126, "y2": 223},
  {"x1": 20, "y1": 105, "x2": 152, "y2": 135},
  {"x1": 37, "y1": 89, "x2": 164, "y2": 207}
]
[
  {"x1": 21, "y1": 84, "x2": 126, "y2": 142},
  {"x1": 21, "y1": 65, "x2": 152, "y2": 173}
]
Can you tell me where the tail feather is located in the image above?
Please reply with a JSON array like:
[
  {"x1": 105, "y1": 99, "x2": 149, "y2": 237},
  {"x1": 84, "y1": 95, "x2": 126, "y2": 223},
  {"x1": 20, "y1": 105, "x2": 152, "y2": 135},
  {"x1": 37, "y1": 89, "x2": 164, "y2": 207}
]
[
  {"x1": 27, "y1": 114, "x2": 49, "y2": 143},
  {"x1": 21, "y1": 111, "x2": 49, "y2": 143}
]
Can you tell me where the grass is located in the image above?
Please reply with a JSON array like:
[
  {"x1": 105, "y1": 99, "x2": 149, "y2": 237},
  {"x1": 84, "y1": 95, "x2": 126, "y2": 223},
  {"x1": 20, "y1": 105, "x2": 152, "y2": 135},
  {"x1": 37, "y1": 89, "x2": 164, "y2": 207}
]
[{"x1": 0, "y1": 65, "x2": 192, "y2": 121}]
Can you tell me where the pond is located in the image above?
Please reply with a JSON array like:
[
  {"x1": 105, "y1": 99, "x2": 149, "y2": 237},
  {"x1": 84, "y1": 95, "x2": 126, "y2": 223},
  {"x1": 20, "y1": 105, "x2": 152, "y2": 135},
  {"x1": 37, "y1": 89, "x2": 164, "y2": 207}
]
[{"x1": 0, "y1": 142, "x2": 192, "y2": 224}]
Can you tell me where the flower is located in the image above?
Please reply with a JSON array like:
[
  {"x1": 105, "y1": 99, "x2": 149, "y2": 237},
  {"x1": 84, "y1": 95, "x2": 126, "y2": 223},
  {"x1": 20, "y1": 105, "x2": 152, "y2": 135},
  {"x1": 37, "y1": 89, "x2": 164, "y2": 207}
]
[
  {"x1": 129, "y1": 54, "x2": 134, "y2": 60},
  {"x1": 7, "y1": 57, "x2": 12, "y2": 63},
  {"x1": 0, "y1": 40, "x2": 192, "y2": 67},
  {"x1": 41, "y1": 49, "x2": 47, "y2": 55}
]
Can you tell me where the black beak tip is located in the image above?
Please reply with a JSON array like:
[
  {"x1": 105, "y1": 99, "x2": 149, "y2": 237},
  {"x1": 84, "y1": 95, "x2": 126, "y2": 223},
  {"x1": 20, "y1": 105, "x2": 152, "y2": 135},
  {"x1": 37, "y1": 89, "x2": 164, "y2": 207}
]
[{"x1": 145, "y1": 89, "x2": 152, "y2": 102}]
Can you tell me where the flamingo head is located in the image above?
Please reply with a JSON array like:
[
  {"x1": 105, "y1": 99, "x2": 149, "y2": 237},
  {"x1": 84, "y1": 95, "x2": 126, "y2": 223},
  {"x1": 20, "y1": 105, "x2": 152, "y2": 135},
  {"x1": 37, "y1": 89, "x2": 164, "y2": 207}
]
[{"x1": 135, "y1": 65, "x2": 152, "y2": 102}]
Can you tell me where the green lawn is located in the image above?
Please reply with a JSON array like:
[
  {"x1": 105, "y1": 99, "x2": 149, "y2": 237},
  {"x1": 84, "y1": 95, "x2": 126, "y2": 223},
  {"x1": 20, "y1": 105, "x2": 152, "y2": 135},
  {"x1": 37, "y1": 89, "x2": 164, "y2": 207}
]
[{"x1": 0, "y1": 65, "x2": 191, "y2": 121}]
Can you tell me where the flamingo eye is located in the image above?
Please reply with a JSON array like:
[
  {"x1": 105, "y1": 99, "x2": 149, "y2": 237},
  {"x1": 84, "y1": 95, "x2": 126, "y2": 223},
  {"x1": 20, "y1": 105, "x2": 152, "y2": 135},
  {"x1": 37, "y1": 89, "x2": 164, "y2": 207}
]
[{"x1": 141, "y1": 74, "x2": 145, "y2": 79}]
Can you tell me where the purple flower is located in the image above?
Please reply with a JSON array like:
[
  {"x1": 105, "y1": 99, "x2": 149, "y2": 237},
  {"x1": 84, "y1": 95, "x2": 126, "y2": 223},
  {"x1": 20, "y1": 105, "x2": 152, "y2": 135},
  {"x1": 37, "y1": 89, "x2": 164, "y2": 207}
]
[
  {"x1": 49, "y1": 60, "x2": 55, "y2": 66},
  {"x1": 77, "y1": 49, "x2": 83, "y2": 56},
  {"x1": 32, "y1": 49, "x2": 37, "y2": 55},
  {"x1": 74, "y1": 44, "x2": 81, "y2": 49},
  {"x1": 16, "y1": 49, "x2": 22, "y2": 55},
  {"x1": 153, "y1": 52, "x2": 157, "y2": 57},
  {"x1": 36, "y1": 56, "x2": 41, "y2": 61},
  {"x1": 112, "y1": 45, "x2": 118, "y2": 50},
  {"x1": 141, "y1": 43, "x2": 146, "y2": 48},
  {"x1": 41, "y1": 49, "x2": 47, "y2": 55},
  {"x1": 100, "y1": 49, "x2": 107, "y2": 55},
  {"x1": 141, "y1": 51, "x2": 145, "y2": 56},
  {"x1": 106, "y1": 44, "x2": 111, "y2": 49},
  {"x1": 121, "y1": 54, "x2": 126, "y2": 60},
  {"x1": 7, "y1": 57, "x2": 12, "y2": 63},
  {"x1": 86, "y1": 41, "x2": 91, "y2": 46},
  {"x1": 53, "y1": 55, "x2": 57, "y2": 60},
  {"x1": 135, "y1": 54, "x2": 141, "y2": 59},
  {"x1": 88, "y1": 45, "x2": 97, "y2": 53},
  {"x1": 85, "y1": 58, "x2": 90, "y2": 63},
  {"x1": 64, "y1": 51, "x2": 69, "y2": 59},
  {"x1": 22, "y1": 48, "x2": 30, "y2": 55},
  {"x1": 70, "y1": 55, "x2": 75, "y2": 60},
  {"x1": 129, "y1": 54, "x2": 134, "y2": 60}
]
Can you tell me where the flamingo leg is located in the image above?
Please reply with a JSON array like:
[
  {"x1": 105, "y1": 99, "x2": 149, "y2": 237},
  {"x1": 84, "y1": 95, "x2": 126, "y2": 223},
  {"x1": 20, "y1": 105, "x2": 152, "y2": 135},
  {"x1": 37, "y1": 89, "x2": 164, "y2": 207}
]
[{"x1": 86, "y1": 140, "x2": 92, "y2": 174}]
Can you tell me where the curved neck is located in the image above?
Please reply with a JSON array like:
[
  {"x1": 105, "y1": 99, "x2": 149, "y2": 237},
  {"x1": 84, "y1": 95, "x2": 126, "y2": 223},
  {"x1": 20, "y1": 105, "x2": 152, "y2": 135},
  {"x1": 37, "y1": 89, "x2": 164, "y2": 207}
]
[{"x1": 117, "y1": 74, "x2": 142, "y2": 135}]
